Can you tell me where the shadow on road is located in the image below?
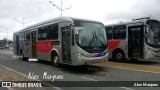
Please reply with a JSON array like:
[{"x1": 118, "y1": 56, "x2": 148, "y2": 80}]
[{"x1": 37, "y1": 60, "x2": 107, "y2": 76}]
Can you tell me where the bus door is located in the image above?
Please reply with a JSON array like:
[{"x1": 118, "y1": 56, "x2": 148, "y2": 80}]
[
  {"x1": 16, "y1": 35, "x2": 19, "y2": 55},
  {"x1": 61, "y1": 27, "x2": 71, "y2": 63},
  {"x1": 128, "y1": 25, "x2": 144, "y2": 58},
  {"x1": 31, "y1": 31, "x2": 37, "y2": 58}
]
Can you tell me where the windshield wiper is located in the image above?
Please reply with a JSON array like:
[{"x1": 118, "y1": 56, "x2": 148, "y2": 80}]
[
  {"x1": 146, "y1": 25, "x2": 158, "y2": 37},
  {"x1": 88, "y1": 32, "x2": 105, "y2": 47}
]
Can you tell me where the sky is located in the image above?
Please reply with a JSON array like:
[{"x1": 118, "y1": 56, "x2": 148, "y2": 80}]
[{"x1": 0, "y1": 0, "x2": 160, "y2": 40}]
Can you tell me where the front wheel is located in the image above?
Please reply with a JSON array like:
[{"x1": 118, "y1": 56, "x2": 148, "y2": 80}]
[
  {"x1": 113, "y1": 50, "x2": 125, "y2": 62},
  {"x1": 51, "y1": 54, "x2": 60, "y2": 67}
]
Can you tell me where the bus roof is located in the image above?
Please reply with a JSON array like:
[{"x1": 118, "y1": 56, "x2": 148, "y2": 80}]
[
  {"x1": 105, "y1": 19, "x2": 159, "y2": 27},
  {"x1": 14, "y1": 16, "x2": 103, "y2": 34}
]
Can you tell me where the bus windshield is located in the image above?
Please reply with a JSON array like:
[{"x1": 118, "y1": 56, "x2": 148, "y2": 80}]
[
  {"x1": 74, "y1": 20, "x2": 107, "y2": 53},
  {"x1": 146, "y1": 20, "x2": 160, "y2": 47}
]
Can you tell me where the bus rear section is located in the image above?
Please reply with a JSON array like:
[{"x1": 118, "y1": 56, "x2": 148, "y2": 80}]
[
  {"x1": 105, "y1": 25, "x2": 128, "y2": 62},
  {"x1": 105, "y1": 18, "x2": 160, "y2": 62}
]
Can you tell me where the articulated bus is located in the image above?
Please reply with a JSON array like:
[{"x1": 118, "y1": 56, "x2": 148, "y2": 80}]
[
  {"x1": 105, "y1": 17, "x2": 160, "y2": 62},
  {"x1": 13, "y1": 17, "x2": 108, "y2": 66}
]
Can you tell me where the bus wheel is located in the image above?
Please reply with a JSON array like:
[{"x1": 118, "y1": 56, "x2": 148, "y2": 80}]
[
  {"x1": 51, "y1": 54, "x2": 60, "y2": 67},
  {"x1": 113, "y1": 50, "x2": 125, "y2": 62}
]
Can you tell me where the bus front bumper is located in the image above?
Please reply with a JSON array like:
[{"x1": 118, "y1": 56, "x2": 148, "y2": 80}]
[{"x1": 78, "y1": 53, "x2": 109, "y2": 65}]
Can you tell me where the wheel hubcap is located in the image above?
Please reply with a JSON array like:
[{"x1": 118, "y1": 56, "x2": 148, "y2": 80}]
[
  {"x1": 116, "y1": 53, "x2": 122, "y2": 60},
  {"x1": 54, "y1": 56, "x2": 58, "y2": 64}
]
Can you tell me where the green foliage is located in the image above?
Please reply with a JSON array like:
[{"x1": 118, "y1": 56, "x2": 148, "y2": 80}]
[{"x1": 0, "y1": 38, "x2": 13, "y2": 44}]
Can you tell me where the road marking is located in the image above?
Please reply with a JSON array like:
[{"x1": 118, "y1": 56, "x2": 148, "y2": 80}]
[
  {"x1": 119, "y1": 86, "x2": 135, "y2": 90},
  {"x1": 0, "y1": 57, "x2": 9, "y2": 60},
  {"x1": 30, "y1": 64, "x2": 36, "y2": 67},
  {"x1": 97, "y1": 62, "x2": 160, "y2": 74},
  {"x1": 122, "y1": 62, "x2": 160, "y2": 69},
  {"x1": 7, "y1": 87, "x2": 14, "y2": 90},
  {"x1": 2, "y1": 58, "x2": 8, "y2": 59},
  {"x1": 21, "y1": 62, "x2": 27, "y2": 65},
  {"x1": 81, "y1": 77, "x2": 135, "y2": 90},
  {"x1": 58, "y1": 71, "x2": 64, "y2": 73},
  {"x1": 81, "y1": 77, "x2": 98, "y2": 81},
  {"x1": 42, "y1": 67, "x2": 50, "y2": 70},
  {"x1": 107, "y1": 65, "x2": 160, "y2": 74},
  {"x1": 0, "y1": 65, "x2": 63, "y2": 90},
  {"x1": 12, "y1": 56, "x2": 20, "y2": 60},
  {"x1": 12, "y1": 56, "x2": 17, "y2": 58},
  {"x1": 0, "y1": 65, "x2": 28, "y2": 77}
]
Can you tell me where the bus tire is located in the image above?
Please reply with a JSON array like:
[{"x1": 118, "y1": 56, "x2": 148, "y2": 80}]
[
  {"x1": 113, "y1": 50, "x2": 125, "y2": 62},
  {"x1": 51, "y1": 53, "x2": 60, "y2": 67}
]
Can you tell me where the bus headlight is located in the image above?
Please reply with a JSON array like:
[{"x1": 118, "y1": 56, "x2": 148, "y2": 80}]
[{"x1": 78, "y1": 52, "x2": 86, "y2": 57}]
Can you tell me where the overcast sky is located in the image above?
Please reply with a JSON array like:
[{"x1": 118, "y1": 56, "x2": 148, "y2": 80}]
[{"x1": 0, "y1": 0, "x2": 160, "y2": 40}]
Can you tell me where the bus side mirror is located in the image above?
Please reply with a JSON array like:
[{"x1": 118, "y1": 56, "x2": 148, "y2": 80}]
[
  {"x1": 72, "y1": 30, "x2": 75, "y2": 46},
  {"x1": 70, "y1": 23, "x2": 75, "y2": 27},
  {"x1": 75, "y1": 34, "x2": 79, "y2": 44}
]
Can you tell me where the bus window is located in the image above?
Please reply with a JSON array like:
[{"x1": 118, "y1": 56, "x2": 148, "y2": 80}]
[
  {"x1": 113, "y1": 25, "x2": 126, "y2": 39},
  {"x1": 105, "y1": 27, "x2": 112, "y2": 40},
  {"x1": 47, "y1": 24, "x2": 58, "y2": 40},
  {"x1": 19, "y1": 33, "x2": 25, "y2": 42},
  {"x1": 38, "y1": 27, "x2": 47, "y2": 40},
  {"x1": 26, "y1": 33, "x2": 30, "y2": 41}
]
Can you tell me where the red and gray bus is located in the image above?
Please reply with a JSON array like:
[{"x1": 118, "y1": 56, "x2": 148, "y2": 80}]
[
  {"x1": 105, "y1": 17, "x2": 160, "y2": 62},
  {"x1": 13, "y1": 17, "x2": 108, "y2": 66}
]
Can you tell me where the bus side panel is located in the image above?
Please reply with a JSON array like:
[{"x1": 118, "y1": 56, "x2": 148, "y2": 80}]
[
  {"x1": 108, "y1": 40, "x2": 120, "y2": 59},
  {"x1": 36, "y1": 41, "x2": 53, "y2": 61},
  {"x1": 108, "y1": 40, "x2": 128, "y2": 59}
]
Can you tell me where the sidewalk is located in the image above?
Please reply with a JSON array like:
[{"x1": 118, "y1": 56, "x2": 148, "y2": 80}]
[{"x1": 0, "y1": 65, "x2": 56, "y2": 90}]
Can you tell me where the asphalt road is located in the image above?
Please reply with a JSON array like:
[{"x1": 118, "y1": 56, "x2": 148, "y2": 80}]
[{"x1": 0, "y1": 49, "x2": 160, "y2": 90}]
